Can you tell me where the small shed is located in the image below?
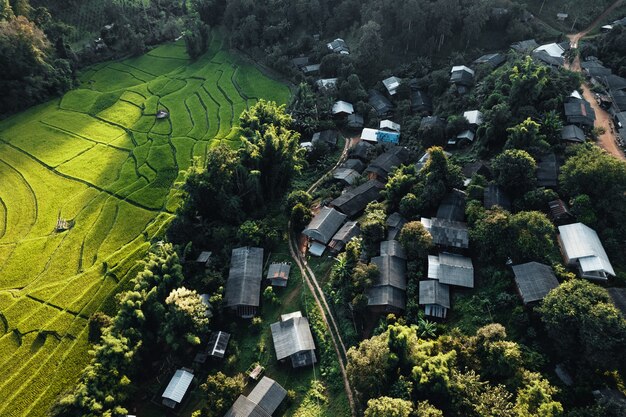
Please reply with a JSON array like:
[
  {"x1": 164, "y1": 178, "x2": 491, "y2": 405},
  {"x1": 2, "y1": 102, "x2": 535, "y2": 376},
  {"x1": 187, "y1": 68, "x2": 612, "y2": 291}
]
[
  {"x1": 206, "y1": 330, "x2": 231, "y2": 358},
  {"x1": 450, "y1": 65, "x2": 475, "y2": 87},
  {"x1": 225, "y1": 377, "x2": 287, "y2": 417},
  {"x1": 364, "y1": 147, "x2": 410, "y2": 181},
  {"x1": 302, "y1": 64, "x2": 321, "y2": 75},
  {"x1": 536, "y1": 153, "x2": 559, "y2": 188},
  {"x1": 511, "y1": 262, "x2": 559, "y2": 304},
  {"x1": 267, "y1": 263, "x2": 291, "y2": 287},
  {"x1": 347, "y1": 113, "x2": 364, "y2": 129},
  {"x1": 561, "y1": 125, "x2": 586, "y2": 143},
  {"x1": 428, "y1": 252, "x2": 474, "y2": 288},
  {"x1": 558, "y1": 223, "x2": 615, "y2": 280},
  {"x1": 195, "y1": 251, "x2": 212, "y2": 267},
  {"x1": 463, "y1": 110, "x2": 484, "y2": 127},
  {"x1": 386, "y1": 212, "x2": 406, "y2": 241},
  {"x1": 369, "y1": 89, "x2": 394, "y2": 117},
  {"x1": 548, "y1": 199, "x2": 573, "y2": 223},
  {"x1": 436, "y1": 189, "x2": 467, "y2": 222},
  {"x1": 270, "y1": 312, "x2": 316, "y2": 368},
  {"x1": 473, "y1": 53, "x2": 506, "y2": 68},
  {"x1": 311, "y1": 130, "x2": 339, "y2": 148},
  {"x1": 556, "y1": 13, "x2": 568, "y2": 21},
  {"x1": 411, "y1": 88, "x2": 432, "y2": 113},
  {"x1": 382, "y1": 76, "x2": 402, "y2": 96},
  {"x1": 419, "y1": 280, "x2": 450, "y2": 319},
  {"x1": 350, "y1": 140, "x2": 374, "y2": 161},
  {"x1": 380, "y1": 119, "x2": 401, "y2": 132},
  {"x1": 156, "y1": 110, "x2": 169, "y2": 119},
  {"x1": 162, "y1": 369, "x2": 194, "y2": 409},
  {"x1": 327, "y1": 38, "x2": 349, "y2": 54}
]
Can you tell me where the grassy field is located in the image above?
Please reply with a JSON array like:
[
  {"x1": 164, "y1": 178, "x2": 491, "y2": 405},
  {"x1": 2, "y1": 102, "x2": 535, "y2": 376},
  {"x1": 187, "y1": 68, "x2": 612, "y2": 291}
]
[{"x1": 0, "y1": 32, "x2": 290, "y2": 417}]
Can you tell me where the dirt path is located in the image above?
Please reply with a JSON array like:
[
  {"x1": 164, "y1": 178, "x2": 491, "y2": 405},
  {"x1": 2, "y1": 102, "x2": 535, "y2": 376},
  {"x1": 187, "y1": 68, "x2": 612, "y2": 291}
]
[
  {"x1": 565, "y1": 0, "x2": 626, "y2": 161},
  {"x1": 288, "y1": 136, "x2": 356, "y2": 417}
]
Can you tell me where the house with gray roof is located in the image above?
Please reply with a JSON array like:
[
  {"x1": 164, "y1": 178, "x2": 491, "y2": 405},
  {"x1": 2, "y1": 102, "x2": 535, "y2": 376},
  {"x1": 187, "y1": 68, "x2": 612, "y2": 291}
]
[
  {"x1": 347, "y1": 113, "x2": 364, "y2": 129},
  {"x1": 368, "y1": 240, "x2": 407, "y2": 313},
  {"x1": 484, "y1": 183, "x2": 511, "y2": 211},
  {"x1": 565, "y1": 97, "x2": 595, "y2": 127},
  {"x1": 450, "y1": 65, "x2": 475, "y2": 87},
  {"x1": 561, "y1": 124, "x2": 586, "y2": 143},
  {"x1": 194, "y1": 251, "x2": 212, "y2": 268},
  {"x1": 334, "y1": 159, "x2": 366, "y2": 185},
  {"x1": 303, "y1": 207, "x2": 347, "y2": 256},
  {"x1": 608, "y1": 288, "x2": 626, "y2": 318},
  {"x1": 328, "y1": 221, "x2": 360, "y2": 254},
  {"x1": 409, "y1": 83, "x2": 432, "y2": 114},
  {"x1": 386, "y1": 212, "x2": 406, "y2": 241},
  {"x1": 332, "y1": 100, "x2": 354, "y2": 116},
  {"x1": 382, "y1": 76, "x2": 402, "y2": 96},
  {"x1": 327, "y1": 38, "x2": 349, "y2": 54},
  {"x1": 558, "y1": 223, "x2": 615, "y2": 280},
  {"x1": 365, "y1": 146, "x2": 410, "y2": 181},
  {"x1": 350, "y1": 140, "x2": 374, "y2": 161},
  {"x1": 436, "y1": 189, "x2": 467, "y2": 222},
  {"x1": 419, "y1": 280, "x2": 451, "y2": 319},
  {"x1": 162, "y1": 369, "x2": 194, "y2": 408},
  {"x1": 511, "y1": 39, "x2": 539, "y2": 53},
  {"x1": 369, "y1": 89, "x2": 394, "y2": 117},
  {"x1": 267, "y1": 263, "x2": 291, "y2": 287},
  {"x1": 511, "y1": 262, "x2": 559, "y2": 304},
  {"x1": 330, "y1": 180, "x2": 385, "y2": 217},
  {"x1": 270, "y1": 312, "x2": 316, "y2": 368},
  {"x1": 311, "y1": 130, "x2": 339, "y2": 148},
  {"x1": 421, "y1": 217, "x2": 469, "y2": 249},
  {"x1": 428, "y1": 252, "x2": 474, "y2": 288},
  {"x1": 225, "y1": 376, "x2": 287, "y2": 417},
  {"x1": 474, "y1": 53, "x2": 506, "y2": 68},
  {"x1": 536, "y1": 152, "x2": 559, "y2": 188},
  {"x1": 225, "y1": 247, "x2": 264, "y2": 318}
]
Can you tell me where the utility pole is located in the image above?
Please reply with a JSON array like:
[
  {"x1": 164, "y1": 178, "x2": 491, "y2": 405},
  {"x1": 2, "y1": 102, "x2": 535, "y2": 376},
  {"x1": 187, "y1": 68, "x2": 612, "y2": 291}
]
[
  {"x1": 539, "y1": 0, "x2": 546, "y2": 15},
  {"x1": 571, "y1": 16, "x2": 578, "y2": 32}
]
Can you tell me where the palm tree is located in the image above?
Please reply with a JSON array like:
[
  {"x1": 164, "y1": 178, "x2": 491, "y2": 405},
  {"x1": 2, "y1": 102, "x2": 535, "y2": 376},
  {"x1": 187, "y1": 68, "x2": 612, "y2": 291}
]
[{"x1": 418, "y1": 317, "x2": 437, "y2": 339}]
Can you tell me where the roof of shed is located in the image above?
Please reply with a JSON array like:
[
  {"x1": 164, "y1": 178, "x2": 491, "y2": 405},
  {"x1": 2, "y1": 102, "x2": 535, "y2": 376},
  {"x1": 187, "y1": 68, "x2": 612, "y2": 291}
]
[
  {"x1": 484, "y1": 183, "x2": 512, "y2": 211},
  {"x1": 419, "y1": 280, "x2": 451, "y2": 308},
  {"x1": 225, "y1": 247, "x2": 264, "y2": 308},
  {"x1": 303, "y1": 206, "x2": 347, "y2": 244},
  {"x1": 162, "y1": 369, "x2": 194, "y2": 404},
  {"x1": 421, "y1": 217, "x2": 469, "y2": 248},
  {"x1": 512, "y1": 262, "x2": 559, "y2": 304},
  {"x1": 558, "y1": 223, "x2": 615, "y2": 276},
  {"x1": 330, "y1": 180, "x2": 384, "y2": 217},
  {"x1": 436, "y1": 189, "x2": 467, "y2": 222},
  {"x1": 270, "y1": 313, "x2": 316, "y2": 361},
  {"x1": 428, "y1": 253, "x2": 474, "y2": 288}
]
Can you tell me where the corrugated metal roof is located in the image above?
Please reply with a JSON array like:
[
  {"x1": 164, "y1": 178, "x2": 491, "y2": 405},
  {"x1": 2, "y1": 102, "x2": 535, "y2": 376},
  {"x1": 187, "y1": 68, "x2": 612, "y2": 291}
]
[
  {"x1": 162, "y1": 369, "x2": 194, "y2": 404},
  {"x1": 428, "y1": 253, "x2": 474, "y2": 288},
  {"x1": 248, "y1": 377, "x2": 288, "y2": 415},
  {"x1": 332, "y1": 101, "x2": 354, "y2": 115},
  {"x1": 380, "y1": 120, "x2": 401, "y2": 132},
  {"x1": 303, "y1": 207, "x2": 347, "y2": 244},
  {"x1": 512, "y1": 262, "x2": 559, "y2": 304},
  {"x1": 270, "y1": 312, "x2": 316, "y2": 362},
  {"x1": 380, "y1": 240, "x2": 406, "y2": 260},
  {"x1": 330, "y1": 180, "x2": 384, "y2": 217},
  {"x1": 421, "y1": 217, "x2": 469, "y2": 249},
  {"x1": 558, "y1": 223, "x2": 615, "y2": 277},
  {"x1": 419, "y1": 280, "x2": 450, "y2": 308},
  {"x1": 225, "y1": 247, "x2": 264, "y2": 308},
  {"x1": 208, "y1": 331, "x2": 231, "y2": 357},
  {"x1": 463, "y1": 110, "x2": 483, "y2": 125},
  {"x1": 436, "y1": 189, "x2": 467, "y2": 222},
  {"x1": 484, "y1": 184, "x2": 511, "y2": 211},
  {"x1": 367, "y1": 285, "x2": 406, "y2": 310},
  {"x1": 371, "y1": 254, "x2": 407, "y2": 290}
]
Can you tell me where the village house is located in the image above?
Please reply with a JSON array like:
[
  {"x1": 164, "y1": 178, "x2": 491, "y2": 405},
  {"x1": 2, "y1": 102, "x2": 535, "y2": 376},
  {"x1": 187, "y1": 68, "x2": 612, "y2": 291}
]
[
  {"x1": 421, "y1": 217, "x2": 469, "y2": 249},
  {"x1": 564, "y1": 96, "x2": 596, "y2": 127},
  {"x1": 162, "y1": 368, "x2": 194, "y2": 409},
  {"x1": 450, "y1": 65, "x2": 475, "y2": 94},
  {"x1": 311, "y1": 130, "x2": 339, "y2": 148},
  {"x1": 225, "y1": 376, "x2": 287, "y2": 417},
  {"x1": 484, "y1": 183, "x2": 512, "y2": 211},
  {"x1": 419, "y1": 280, "x2": 451, "y2": 319},
  {"x1": 332, "y1": 100, "x2": 354, "y2": 117},
  {"x1": 382, "y1": 76, "x2": 402, "y2": 96},
  {"x1": 270, "y1": 311, "x2": 316, "y2": 367},
  {"x1": 267, "y1": 262, "x2": 291, "y2": 287},
  {"x1": 511, "y1": 262, "x2": 559, "y2": 305},
  {"x1": 560, "y1": 124, "x2": 586, "y2": 143},
  {"x1": 364, "y1": 146, "x2": 410, "y2": 181},
  {"x1": 473, "y1": 53, "x2": 506, "y2": 68},
  {"x1": 225, "y1": 247, "x2": 264, "y2": 318},
  {"x1": 330, "y1": 180, "x2": 385, "y2": 217},
  {"x1": 380, "y1": 119, "x2": 401, "y2": 133},
  {"x1": 548, "y1": 199, "x2": 574, "y2": 224},
  {"x1": 368, "y1": 89, "x2": 394, "y2": 117},
  {"x1": 302, "y1": 206, "x2": 347, "y2": 256},
  {"x1": 347, "y1": 113, "x2": 365, "y2": 129},
  {"x1": 368, "y1": 241, "x2": 407, "y2": 313},
  {"x1": 333, "y1": 158, "x2": 366, "y2": 185},
  {"x1": 557, "y1": 223, "x2": 615, "y2": 280},
  {"x1": 428, "y1": 252, "x2": 474, "y2": 288},
  {"x1": 409, "y1": 83, "x2": 432, "y2": 114},
  {"x1": 386, "y1": 212, "x2": 406, "y2": 241},
  {"x1": 360, "y1": 127, "x2": 401, "y2": 145},
  {"x1": 536, "y1": 152, "x2": 559, "y2": 188},
  {"x1": 327, "y1": 38, "x2": 350, "y2": 54},
  {"x1": 328, "y1": 220, "x2": 361, "y2": 254},
  {"x1": 436, "y1": 189, "x2": 467, "y2": 222}
]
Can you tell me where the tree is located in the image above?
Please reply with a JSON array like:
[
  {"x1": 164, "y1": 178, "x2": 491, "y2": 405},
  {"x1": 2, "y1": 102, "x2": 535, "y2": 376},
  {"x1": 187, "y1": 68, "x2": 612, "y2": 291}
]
[
  {"x1": 504, "y1": 118, "x2": 550, "y2": 156},
  {"x1": 417, "y1": 146, "x2": 463, "y2": 212},
  {"x1": 184, "y1": 16, "x2": 210, "y2": 59},
  {"x1": 360, "y1": 203, "x2": 387, "y2": 253},
  {"x1": 383, "y1": 165, "x2": 419, "y2": 211},
  {"x1": 356, "y1": 20, "x2": 383, "y2": 83},
  {"x1": 197, "y1": 372, "x2": 245, "y2": 417},
  {"x1": 240, "y1": 99, "x2": 293, "y2": 138},
  {"x1": 88, "y1": 312, "x2": 112, "y2": 343},
  {"x1": 514, "y1": 371, "x2": 563, "y2": 417},
  {"x1": 364, "y1": 397, "x2": 413, "y2": 417},
  {"x1": 415, "y1": 400, "x2": 444, "y2": 417},
  {"x1": 469, "y1": 206, "x2": 512, "y2": 264},
  {"x1": 291, "y1": 202, "x2": 312, "y2": 232},
  {"x1": 399, "y1": 221, "x2": 433, "y2": 260},
  {"x1": 538, "y1": 280, "x2": 626, "y2": 373},
  {"x1": 287, "y1": 190, "x2": 312, "y2": 211},
  {"x1": 492, "y1": 149, "x2": 537, "y2": 197},
  {"x1": 347, "y1": 332, "x2": 394, "y2": 403},
  {"x1": 161, "y1": 287, "x2": 211, "y2": 351},
  {"x1": 508, "y1": 211, "x2": 556, "y2": 263}
]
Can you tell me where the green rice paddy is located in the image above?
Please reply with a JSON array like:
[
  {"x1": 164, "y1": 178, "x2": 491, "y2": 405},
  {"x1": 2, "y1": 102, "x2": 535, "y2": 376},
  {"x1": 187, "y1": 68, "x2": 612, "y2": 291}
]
[{"x1": 0, "y1": 32, "x2": 290, "y2": 417}]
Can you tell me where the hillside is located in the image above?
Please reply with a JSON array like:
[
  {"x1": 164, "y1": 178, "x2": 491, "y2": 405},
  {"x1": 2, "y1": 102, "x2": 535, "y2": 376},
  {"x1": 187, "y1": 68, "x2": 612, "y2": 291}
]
[{"x1": 0, "y1": 33, "x2": 289, "y2": 417}]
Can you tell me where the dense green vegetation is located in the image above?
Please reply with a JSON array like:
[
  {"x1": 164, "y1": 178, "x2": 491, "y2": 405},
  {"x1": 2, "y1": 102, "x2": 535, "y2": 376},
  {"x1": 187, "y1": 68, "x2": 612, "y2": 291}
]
[{"x1": 0, "y1": 30, "x2": 289, "y2": 417}]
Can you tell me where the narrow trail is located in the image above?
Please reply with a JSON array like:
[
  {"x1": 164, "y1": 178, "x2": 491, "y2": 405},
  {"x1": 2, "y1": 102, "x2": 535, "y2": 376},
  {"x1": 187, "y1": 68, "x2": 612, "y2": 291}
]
[
  {"x1": 565, "y1": 0, "x2": 626, "y2": 161},
  {"x1": 288, "y1": 136, "x2": 357, "y2": 417}
]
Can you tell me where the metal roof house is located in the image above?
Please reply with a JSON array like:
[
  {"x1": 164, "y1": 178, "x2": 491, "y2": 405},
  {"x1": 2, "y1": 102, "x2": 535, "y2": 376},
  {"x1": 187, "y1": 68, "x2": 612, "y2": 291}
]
[
  {"x1": 608, "y1": 287, "x2": 626, "y2": 317},
  {"x1": 267, "y1": 263, "x2": 291, "y2": 287},
  {"x1": 558, "y1": 223, "x2": 615, "y2": 280},
  {"x1": 511, "y1": 262, "x2": 559, "y2": 304},
  {"x1": 330, "y1": 180, "x2": 385, "y2": 217},
  {"x1": 380, "y1": 119, "x2": 401, "y2": 132},
  {"x1": 328, "y1": 221, "x2": 360, "y2": 254},
  {"x1": 386, "y1": 212, "x2": 406, "y2": 241},
  {"x1": 419, "y1": 280, "x2": 451, "y2": 319},
  {"x1": 162, "y1": 369, "x2": 194, "y2": 408},
  {"x1": 382, "y1": 76, "x2": 402, "y2": 96},
  {"x1": 473, "y1": 53, "x2": 506, "y2": 68},
  {"x1": 450, "y1": 65, "x2": 475, "y2": 87},
  {"x1": 332, "y1": 100, "x2": 354, "y2": 116},
  {"x1": 421, "y1": 217, "x2": 469, "y2": 249},
  {"x1": 536, "y1": 152, "x2": 559, "y2": 188},
  {"x1": 436, "y1": 189, "x2": 467, "y2": 222},
  {"x1": 195, "y1": 251, "x2": 212, "y2": 267},
  {"x1": 368, "y1": 244, "x2": 407, "y2": 313},
  {"x1": 428, "y1": 252, "x2": 474, "y2": 288},
  {"x1": 511, "y1": 39, "x2": 539, "y2": 53},
  {"x1": 360, "y1": 128, "x2": 400, "y2": 144},
  {"x1": 225, "y1": 376, "x2": 287, "y2": 417},
  {"x1": 369, "y1": 89, "x2": 394, "y2": 117},
  {"x1": 364, "y1": 146, "x2": 410, "y2": 181},
  {"x1": 270, "y1": 311, "x2": 316, "y2": 368},
  {"x1": 225, "y1": 247, "x2": 264, "y2": 318},
  {"x1": 195, "y1": 330, "x2": 232, "y2": 362},
  {"x1": 484, "y1": 184, "x2": 512, "y2": 211},
  {"x1": 303, "y1": 206, "x2": 347, "y2": 246},
  {"x1": 561, "y1": 124, "x2": 586, "y2": 143},
  {"x1": 564, "y1": 97, "x2": 596, "y2": 127},
  {"x1": 347, "y1": 113, "x2": 364, "y2": 129},
  {"x1": 311, "y1": 130, "x2": 339, "y2": 148},
  {"x1": 463, "y1": 110, "x2": 484, "y2": 127},
  {"x1": 316, "y1": 78, "x2": 338, "y2": 90},
  {"x1": 327, "y1": 38, "x2": 349, "y2": 54},
  {"x1": 334, "y1": 159, "x2": 366, "y2": 185},
  {"x1": 410, "y1": 88, "x2": 432, "y2": 114},
  {"x1": 350, "y1": 140, "x2": 374, "y2": 161}
]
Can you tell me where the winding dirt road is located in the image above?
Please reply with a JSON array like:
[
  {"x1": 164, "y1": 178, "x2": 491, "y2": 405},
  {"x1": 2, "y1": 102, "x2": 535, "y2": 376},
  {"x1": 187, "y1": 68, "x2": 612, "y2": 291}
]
[
  {"x1": 288, "y1": 136, "x2": 357, "y2": 417},
  {"x1": 566, "y1": 0, "x2": 626, "y2": 160}
]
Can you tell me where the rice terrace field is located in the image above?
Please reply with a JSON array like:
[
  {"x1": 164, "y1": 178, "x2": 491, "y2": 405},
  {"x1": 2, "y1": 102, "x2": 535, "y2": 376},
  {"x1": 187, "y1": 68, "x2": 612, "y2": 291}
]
[{"x1": 0, "y1": 32, "x2": 290, "y2": 417}]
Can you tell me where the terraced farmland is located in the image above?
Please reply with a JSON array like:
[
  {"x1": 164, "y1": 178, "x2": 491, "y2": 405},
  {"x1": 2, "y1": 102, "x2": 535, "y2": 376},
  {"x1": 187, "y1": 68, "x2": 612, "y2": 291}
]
[{"x1": 0, "y1": 33, "x2": 290, "y2": 417}]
